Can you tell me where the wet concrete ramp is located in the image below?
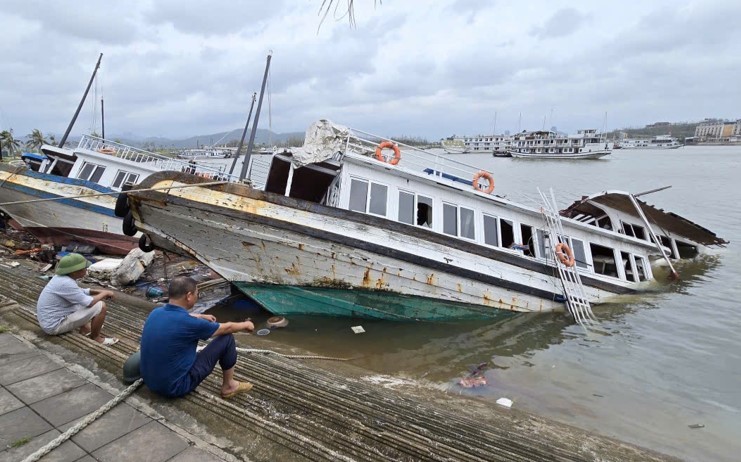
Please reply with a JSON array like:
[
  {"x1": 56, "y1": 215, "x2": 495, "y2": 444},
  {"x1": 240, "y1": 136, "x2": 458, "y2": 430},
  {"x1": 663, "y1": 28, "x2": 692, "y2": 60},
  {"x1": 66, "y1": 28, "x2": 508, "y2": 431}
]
[{"x1": 0, "y1": 263, "x2": 676, "y2": 462}]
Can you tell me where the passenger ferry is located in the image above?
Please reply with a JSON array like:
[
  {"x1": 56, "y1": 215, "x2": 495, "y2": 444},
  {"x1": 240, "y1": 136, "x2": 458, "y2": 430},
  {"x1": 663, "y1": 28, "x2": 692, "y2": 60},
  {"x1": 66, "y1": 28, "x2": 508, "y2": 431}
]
[
  {"x1": 619, "y1": 135, "x2": 683, "y2": 149},
  {"x1": 508, "y1": 129, "x2": 612, "y2": 159}
]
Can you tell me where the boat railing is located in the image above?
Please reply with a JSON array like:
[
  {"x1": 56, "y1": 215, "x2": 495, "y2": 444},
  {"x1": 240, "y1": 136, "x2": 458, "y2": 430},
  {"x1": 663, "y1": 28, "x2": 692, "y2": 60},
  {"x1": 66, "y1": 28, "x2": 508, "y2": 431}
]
[
  {"x1": 76, "y1": 135, "x2": 243, "y2": 183},
  {"x1": 342, "y1": 127, "x2": 488, "y2": 190}
]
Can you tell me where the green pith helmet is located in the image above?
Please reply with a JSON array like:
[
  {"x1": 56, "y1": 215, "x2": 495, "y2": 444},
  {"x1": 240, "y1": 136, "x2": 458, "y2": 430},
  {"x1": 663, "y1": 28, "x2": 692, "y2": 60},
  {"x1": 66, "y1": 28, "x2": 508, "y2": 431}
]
[
  {"x1": 56, "y1": 253, "x2": 90, "y2": 275},
  {"x1": 122, "y1": 350, "x2": 142, "y2": 385}
]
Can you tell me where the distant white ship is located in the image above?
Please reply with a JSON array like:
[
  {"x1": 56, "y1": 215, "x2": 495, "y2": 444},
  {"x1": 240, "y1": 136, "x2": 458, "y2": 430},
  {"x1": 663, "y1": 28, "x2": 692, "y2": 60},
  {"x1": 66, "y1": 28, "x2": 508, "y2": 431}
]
[
  {"x1": 618, "y1": 135, "x2": 682, "y2": 149},
  {"x1": 508, "y1": 129, "x2": 612, "y2": 160}
]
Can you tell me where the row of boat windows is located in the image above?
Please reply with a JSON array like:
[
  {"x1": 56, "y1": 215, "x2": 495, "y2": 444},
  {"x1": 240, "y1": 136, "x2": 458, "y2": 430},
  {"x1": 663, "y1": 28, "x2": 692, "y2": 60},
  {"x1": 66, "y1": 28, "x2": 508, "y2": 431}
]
[
  {"x1": 77, "y1": 161, "x2": 140, "y2": 190},
  {"x1": 347, "y1": 177, "x2": 651, "y2": 282}
]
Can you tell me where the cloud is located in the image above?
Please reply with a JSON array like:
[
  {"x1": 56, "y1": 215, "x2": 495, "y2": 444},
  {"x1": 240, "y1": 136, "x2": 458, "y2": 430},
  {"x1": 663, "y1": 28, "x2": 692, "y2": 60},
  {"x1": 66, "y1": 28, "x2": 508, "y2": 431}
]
[
  {"x1": 531, "y1": 8, "x2": 588, "y2": 39},
  {"x1": 0, "y1": 0, "x2": 739, "y2": 141}
]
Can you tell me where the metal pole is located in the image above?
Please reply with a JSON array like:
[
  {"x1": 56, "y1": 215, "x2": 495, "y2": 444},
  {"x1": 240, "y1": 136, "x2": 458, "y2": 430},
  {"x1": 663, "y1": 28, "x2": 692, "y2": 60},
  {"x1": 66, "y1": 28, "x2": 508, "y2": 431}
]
[
  {"x1": 628, "y1": 193, "x2": 679, "y2": 279},
  {"x1": 238, "y1": 52, "x2": 272, "y2": 181},
  {"x1": 101, "y1": 98, "x2": 105, "y2": 140},
  {"x1": 59, "y1": 53, "x2": 102, "y2": 148},
  {"x1": 229, "y1": 93, "x2": 257, "y2": 176}
]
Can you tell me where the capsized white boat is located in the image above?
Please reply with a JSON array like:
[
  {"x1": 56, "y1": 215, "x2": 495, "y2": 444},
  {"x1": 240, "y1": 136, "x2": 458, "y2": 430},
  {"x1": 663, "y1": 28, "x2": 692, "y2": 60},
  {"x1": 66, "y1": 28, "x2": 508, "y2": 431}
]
[{"x1": 122, "y1": 120, "x2": 726, "y2": 321}]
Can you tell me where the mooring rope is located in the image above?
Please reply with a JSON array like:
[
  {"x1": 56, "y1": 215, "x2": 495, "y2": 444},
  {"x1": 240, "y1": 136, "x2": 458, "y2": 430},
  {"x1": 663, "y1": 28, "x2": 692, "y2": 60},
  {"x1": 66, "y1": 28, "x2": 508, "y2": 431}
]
[
  {"x1": 22, "y1": 378, "x2": 144, "y2": 462},
  {"x1": 236, "y1": 347, "x2": 352, "y2": 361}
]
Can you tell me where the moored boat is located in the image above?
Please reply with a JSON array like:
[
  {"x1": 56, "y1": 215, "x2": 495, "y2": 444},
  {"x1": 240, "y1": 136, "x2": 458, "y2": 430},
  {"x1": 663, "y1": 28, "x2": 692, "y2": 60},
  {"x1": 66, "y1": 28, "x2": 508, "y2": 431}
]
[
  {"x1": 508, "y1": 129, "x2": 611, "y2": 159},
  {"x1": 619, "y1": 135, "x2": 683, "y2": 149}
]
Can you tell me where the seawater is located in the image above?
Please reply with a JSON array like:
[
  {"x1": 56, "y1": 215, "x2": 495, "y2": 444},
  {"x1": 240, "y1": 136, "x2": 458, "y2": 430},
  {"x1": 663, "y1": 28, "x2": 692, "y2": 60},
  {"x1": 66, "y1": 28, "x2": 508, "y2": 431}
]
[{"x1": 214, "y1": 146, "x2": 741, "y2": 461}]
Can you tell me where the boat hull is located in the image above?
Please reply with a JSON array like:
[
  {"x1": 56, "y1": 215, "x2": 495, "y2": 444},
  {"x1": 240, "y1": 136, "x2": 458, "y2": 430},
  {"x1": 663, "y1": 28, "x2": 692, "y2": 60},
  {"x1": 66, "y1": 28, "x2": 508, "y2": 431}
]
[
  {"x1": 0, "y1": 168, "x2": 137, "y2": 255},
  {"x1": 509, "y1": 150, "x2": 611, "y2": 159},
  {"x1": 235, "y1": 283, "x2": 517, "y2": 321},
  {"x1": 127, "y1": 174, "x2": 641, "y2": 320}
]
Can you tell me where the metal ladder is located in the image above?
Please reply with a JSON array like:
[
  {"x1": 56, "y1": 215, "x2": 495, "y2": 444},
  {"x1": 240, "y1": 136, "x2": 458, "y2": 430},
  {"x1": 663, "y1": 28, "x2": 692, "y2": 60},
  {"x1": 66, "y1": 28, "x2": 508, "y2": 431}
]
[{"x1": 538, "y1": 188, "x2": 596, "y2": 326}]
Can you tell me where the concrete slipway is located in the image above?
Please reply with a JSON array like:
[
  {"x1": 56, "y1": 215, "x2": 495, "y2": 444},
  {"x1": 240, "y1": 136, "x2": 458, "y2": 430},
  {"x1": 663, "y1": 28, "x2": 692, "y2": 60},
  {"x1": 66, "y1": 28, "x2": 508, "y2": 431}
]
[{"x1": 0, "y1": 260, "x2": 678, "y2": 461}]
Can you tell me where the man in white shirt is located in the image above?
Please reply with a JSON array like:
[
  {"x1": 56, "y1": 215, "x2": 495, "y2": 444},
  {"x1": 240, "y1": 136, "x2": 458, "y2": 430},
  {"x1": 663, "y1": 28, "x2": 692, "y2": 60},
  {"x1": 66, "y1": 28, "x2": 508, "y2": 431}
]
[{"x1": 36, "y1": 253, "x2": 118, "y2": 345}]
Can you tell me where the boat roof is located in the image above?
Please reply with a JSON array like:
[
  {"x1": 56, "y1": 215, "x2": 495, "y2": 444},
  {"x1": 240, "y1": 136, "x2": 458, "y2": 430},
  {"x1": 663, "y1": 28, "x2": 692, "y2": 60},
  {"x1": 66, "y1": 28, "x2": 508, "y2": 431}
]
[{"x1": 560, "y1": 190, "x2": 728, "y2": 247}]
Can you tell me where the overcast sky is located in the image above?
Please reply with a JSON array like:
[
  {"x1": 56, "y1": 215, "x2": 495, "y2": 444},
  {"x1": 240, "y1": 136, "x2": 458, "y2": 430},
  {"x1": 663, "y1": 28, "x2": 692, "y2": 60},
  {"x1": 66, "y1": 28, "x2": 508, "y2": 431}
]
[{"x1": 1, "y1": 0, "x2": 739, "y2": 141}]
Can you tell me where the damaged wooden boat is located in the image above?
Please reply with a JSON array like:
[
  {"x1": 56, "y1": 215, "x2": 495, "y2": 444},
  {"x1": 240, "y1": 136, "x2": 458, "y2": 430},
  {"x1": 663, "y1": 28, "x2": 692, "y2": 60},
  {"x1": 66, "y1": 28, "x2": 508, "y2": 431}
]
[
  {"x1": 123, "y1": 120, "x2": 726, "y2": 321},
  {"x1": 0, "y1": 137, "x2": 246, "y2": 255}
]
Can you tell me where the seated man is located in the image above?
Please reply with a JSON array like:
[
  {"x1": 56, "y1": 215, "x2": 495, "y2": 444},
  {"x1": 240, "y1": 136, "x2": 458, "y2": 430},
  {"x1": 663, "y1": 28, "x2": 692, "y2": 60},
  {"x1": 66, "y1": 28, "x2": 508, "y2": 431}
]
[
  {"x1": 36, "y1": 253, "x2": 117, "y2": 345},
  {"x1": 140, "y1": 276, "x2": 255, "y2": 399}
]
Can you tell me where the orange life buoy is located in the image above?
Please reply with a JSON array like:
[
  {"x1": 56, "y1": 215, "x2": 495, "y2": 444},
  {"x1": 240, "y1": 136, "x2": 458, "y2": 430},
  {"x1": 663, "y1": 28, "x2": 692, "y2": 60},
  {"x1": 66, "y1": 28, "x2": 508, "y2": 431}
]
[
  {"x1": 98, "y1": 148, "x2": 116, "y2": 154},
  {"x1": 472, "y1": 170, "x2": 495, "y2": 194},
  {"x1": 375, "y1": 141, "x2": 401, "y2": 165},
  {"x1": 555, "y1": 242, "x2": 575, "y2": 267}
]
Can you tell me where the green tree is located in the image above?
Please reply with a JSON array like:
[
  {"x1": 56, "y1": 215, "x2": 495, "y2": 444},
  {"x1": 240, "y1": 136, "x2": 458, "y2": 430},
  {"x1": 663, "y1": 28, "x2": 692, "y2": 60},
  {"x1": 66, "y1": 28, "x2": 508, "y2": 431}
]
[
  {"x1": 25, "y1": 128, "x2": 49, "y2": 152},
  {"x1": 0, "y1": 129, "x2": 22, "y2": 161}
]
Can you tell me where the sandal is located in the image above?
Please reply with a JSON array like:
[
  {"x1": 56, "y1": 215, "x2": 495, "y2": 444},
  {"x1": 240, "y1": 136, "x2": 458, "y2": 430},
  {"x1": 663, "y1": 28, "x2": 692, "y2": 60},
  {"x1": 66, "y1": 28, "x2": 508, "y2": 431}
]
[
  {"x1": 101, "y1": 337, "x2": 119, "y2": 346},
  {"x1": 222, "y1": 381, "x2": 253, "y2": 399}
]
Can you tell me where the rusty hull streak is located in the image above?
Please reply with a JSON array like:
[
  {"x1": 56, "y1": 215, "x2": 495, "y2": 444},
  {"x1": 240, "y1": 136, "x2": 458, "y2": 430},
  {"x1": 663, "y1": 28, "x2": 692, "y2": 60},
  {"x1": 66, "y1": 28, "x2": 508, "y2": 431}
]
[
  {"x1": 426, "y1": 273, "x2": 436, "y2": 285},
  {"x1": 362, "y1": 268, "x2": 372, "y2": 287}
]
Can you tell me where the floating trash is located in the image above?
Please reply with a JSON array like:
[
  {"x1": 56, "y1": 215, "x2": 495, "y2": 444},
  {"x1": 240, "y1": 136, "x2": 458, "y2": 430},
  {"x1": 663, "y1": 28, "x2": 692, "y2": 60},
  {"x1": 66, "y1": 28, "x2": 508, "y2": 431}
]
[
  {"x1": 256, "y1": 328, "x2": 271, "y2": 336},
  {"x1": 267, "y1": 316, "x2": 288, "y2": 328},
  {"x1": 496, "y1": 397, "x2": 513, "y2": 408},
  {"x1": 351, "y1": 325, "x2": 365, "y2": 334},
  {"x1": 459, "y1": 376, "x2": 487, "y2": 388}
]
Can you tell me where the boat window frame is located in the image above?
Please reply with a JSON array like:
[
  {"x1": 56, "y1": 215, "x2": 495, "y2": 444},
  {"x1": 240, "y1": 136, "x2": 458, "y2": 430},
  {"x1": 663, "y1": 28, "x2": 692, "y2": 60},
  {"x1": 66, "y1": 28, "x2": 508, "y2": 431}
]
[
  {"x1": 77, "y1": 161, "x2": 106, "y2": 184},
  {"x1": 348, "y1": 177, "x2": 390, "y2": 217},
  {"x1": 482, "y1": 213, "x2": 500, "y2": 247},
  {"x1": 111, "y1": 170, "x2": 140, "y2": 190}
]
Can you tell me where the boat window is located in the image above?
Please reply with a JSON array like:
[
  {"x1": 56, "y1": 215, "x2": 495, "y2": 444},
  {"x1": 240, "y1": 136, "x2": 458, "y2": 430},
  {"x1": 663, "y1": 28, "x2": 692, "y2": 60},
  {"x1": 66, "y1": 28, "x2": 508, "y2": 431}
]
[
  {"x1": 443, "y1": 203, "x2": 457, "y2": 236},
  {"x1": 368, "y1": 183, "x2": 388, "y2": 217},
  {"x1": 500, "y1": 219, "x2": 514, "y2": 248},
  {"x1": 77, "y1": 162, "x2": 106, "y2": 183},
  {"x1": 621, "y1": 251, "x2": 636, "y2": 282},
  {"x1": 622, "y1": 222, "x2": 647, "y2": 240},
  {"x1": 417, "y1": 196, "x2": 433, "y2": 228},
  {"x1": 595, "y1": 215, "x2": 612, "y2": 230},
  {"x1": 398, "y1": 191, "x2": 415, "y2": 224},
  {"x1": 519, "y1": 224, "x2": 534, "y2": 257},
  {"x1": 655, "y1": 234, "x2": 675, "y2": 258},
  {"x1": 349, "y1": 179, "x2": 369, "y2": 212},
  {"x1": 590, "y1": 243, "x2": 618, "y2": 277},
  {"x1": 536, "y1": 229, "x2": 547, "y2": 258},
  {"x1": 483, "y1": 214, "x2": 499, "y2": 246},
  {"x1": 634, "y1": 256, "x2": 649, "y2": 281},
  {"x1": 571, "y1": 238, "x2": 588, "y2": 269},
  {"x1": 112, "y1": 171, "x2": 140, "y2": 190},
  {"x1": 460, "y1": 207, "x2": 475, "y2": 240},
  {"x1": 675, "y1": 240, "x2": 699, "y2": 259}
]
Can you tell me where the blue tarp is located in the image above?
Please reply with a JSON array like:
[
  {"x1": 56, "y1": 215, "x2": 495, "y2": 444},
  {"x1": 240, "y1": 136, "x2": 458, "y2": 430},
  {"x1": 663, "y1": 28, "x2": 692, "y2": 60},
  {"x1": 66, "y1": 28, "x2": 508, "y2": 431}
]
[{"x1": 21, "y1": 152, "x2": 47, "y2": 161}]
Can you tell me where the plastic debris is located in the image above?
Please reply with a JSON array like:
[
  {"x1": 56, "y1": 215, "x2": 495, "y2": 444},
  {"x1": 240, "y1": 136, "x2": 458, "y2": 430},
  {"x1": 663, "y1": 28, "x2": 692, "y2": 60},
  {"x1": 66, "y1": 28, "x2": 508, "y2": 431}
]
[
  {"x1": 351, "y1": 325, "x2": 365, "y2": 334},
  {"x1": 496, "y1": 397, "x2": 513, "y2": 408},
  {"x1": 688, "y1": 423, "x2": 705, "y2": 429},
  {"x1": 459, "y1": 376, "x2": 487, "y2": 388},
  {"x1": 256, "y1": 328, "x2": 271, "y2": 336}
]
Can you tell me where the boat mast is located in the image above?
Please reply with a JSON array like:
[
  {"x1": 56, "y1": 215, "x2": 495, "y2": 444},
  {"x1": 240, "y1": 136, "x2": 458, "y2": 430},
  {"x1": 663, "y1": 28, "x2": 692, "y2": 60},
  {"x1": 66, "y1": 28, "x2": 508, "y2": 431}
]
[
  {"x1": 58, "y1": 53, "x2": 103, "y2": 148},
  {"x1": 238, "y1": 52, "x2": 272, "y2": 182},
  {"x1": 229, "y1": 92, "x2": 257, "y2": 176},
  {"x1": 101, "y1": 97, "x2": 105, "y2": 140}
]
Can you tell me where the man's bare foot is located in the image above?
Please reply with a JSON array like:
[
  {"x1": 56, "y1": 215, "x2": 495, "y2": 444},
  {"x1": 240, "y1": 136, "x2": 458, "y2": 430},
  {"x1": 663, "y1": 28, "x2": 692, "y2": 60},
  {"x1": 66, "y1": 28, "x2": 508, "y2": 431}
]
[
  {"x1": 79, "y1": 323, "x2": 91, "y2": 336},
  {"x1": 92, "y1": 336, "x2": 119, "y2": 346}
]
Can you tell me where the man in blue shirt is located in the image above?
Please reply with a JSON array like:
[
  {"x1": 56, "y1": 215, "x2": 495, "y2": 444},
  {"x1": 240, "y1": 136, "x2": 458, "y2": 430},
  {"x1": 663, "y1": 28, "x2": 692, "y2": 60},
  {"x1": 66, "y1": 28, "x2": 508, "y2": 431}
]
[{"x1": 140, "y1": 276, "x2": 255, "y2": 398}]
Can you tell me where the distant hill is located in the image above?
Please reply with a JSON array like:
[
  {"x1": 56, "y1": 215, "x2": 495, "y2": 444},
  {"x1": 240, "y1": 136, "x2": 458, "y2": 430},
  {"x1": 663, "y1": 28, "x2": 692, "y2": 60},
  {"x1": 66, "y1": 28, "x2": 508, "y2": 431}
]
[
  {"x1": 107, "y1": 128, "x2": 306, "y2": 150},
  {"x1": 606, "y1": 122, "x2": 698, "y2": 141}
]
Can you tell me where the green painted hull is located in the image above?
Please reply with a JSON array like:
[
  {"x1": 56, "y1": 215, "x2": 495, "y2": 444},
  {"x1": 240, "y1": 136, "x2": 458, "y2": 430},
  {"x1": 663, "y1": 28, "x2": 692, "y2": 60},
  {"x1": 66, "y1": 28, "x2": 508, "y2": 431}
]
[{"x1": 233, "y1": 283, "x2": 515, "y2": 321}]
